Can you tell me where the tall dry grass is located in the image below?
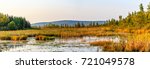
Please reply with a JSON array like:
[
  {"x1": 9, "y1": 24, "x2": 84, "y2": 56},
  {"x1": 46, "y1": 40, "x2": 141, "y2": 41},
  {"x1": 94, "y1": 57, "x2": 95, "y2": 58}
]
[
  {"x1": 90, "y1": 33, "x2": 150, "y2": 52},
  {"x1": 0, "y1": 27, "x2": 122, "y2": 40},
  {"x1": 125, "y1": 33, "x2": 150, "y2": 52}
]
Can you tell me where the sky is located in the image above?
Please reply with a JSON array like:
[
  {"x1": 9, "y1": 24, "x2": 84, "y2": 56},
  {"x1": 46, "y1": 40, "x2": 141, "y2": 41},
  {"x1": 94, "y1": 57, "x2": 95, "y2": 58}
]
[{"x1": 0, "y1": 0, "x2": 150, "y2": 23}]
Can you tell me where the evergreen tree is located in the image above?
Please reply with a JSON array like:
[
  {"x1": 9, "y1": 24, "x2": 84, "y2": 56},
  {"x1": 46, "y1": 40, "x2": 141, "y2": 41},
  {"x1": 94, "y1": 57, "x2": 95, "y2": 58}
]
[
  {"x1": 147, "y1": 2, "x2": 150, "y2": 12},
  {"x1": 119, "y1": 15, "x2": 122, "y2": 21},
  {"x1": 8, "y1": 21, "x2": 17, "y2": 30},
  {"x1": 96, "y1": 22, "x2": 99, "y2": 26},
  {"x1": 81, "y1": 23, "x2": 85, "y2": 27},
  {"x1": 76, "y1": 22, "x2": 81, "y2": 28},
  {"x1": 92, "y1": 22, "x2": 96, "y2": 27},
  {"x1": 140, "y1": 3, "x2": 144, "y2": 12}
]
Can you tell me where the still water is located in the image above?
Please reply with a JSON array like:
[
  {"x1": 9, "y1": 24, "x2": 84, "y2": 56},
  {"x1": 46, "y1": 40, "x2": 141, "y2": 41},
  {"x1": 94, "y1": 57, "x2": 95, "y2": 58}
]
[{"x1": 0, "y1": 36, "x2": 120, "y2": 52}]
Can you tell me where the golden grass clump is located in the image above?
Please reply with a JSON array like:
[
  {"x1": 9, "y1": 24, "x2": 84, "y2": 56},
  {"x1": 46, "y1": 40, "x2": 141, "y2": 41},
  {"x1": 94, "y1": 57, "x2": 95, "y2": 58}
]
[
  {"x1": 35, "y1": 35, "x2": 46, "y2": 40},
  {"x1": 90, "y1": 33, "x2": 150, "y2": 52},
  {"x1": 90, "y1": 41, "x2": 117, "y2": 52},
  {"x1": 90, "y1": 41, "x2": 113, "y2": 47},
  {"x1": 0, "y1": 36, "x2": 11, "y2": 40},
  {"x1": 125, "y1": 33, "x2": 150, "y2": 52},
  {"x1": 11, "y1": 35, "x2": 27, "y2": 41},
  {"x1": 35, "y1": 35, "x2": 55, "y2": 41}
]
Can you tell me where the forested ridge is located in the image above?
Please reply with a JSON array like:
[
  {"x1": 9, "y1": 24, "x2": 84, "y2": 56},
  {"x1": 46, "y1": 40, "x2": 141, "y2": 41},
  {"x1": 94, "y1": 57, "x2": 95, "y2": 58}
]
[
  {"x1": 39, "y1": 3, "x2": 150, "y2": 30},
  {"x1": 0, "y1": 13, "x2": 31, "y2": 30}
]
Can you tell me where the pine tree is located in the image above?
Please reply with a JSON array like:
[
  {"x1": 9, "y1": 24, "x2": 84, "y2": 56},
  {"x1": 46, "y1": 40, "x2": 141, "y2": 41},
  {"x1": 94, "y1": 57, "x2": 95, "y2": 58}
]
[
  {"x1": 147, "y1": 2, "x2": 150, "y2": 12},
  {"x1": 140, "y1": 3, "x2": 144, "y2": 12},
  {"x1": 81, "y1": 23, "x2": 85, "y2": 27},
  {"x1": 76, "y1": 22, "x2": 81, "y2": 28},
  {"x1": 96, "y1": 22, "x2": 99, "y2": 26},
  {"x1": 119, "y1": 15, "x2": 122, "y2": 21}
]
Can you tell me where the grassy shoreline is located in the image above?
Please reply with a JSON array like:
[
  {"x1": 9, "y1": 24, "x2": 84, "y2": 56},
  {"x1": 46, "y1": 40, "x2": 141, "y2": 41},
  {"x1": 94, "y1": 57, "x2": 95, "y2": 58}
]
[
  {"x1": 90, "y1": 33, "x2": 150, "y2": 52},
  {"x1": 1, "y1": 27, "x2": 150, "y2": 52},
  {"x1": 0, "y1": 27, "x2": 125, "y2": 40}
]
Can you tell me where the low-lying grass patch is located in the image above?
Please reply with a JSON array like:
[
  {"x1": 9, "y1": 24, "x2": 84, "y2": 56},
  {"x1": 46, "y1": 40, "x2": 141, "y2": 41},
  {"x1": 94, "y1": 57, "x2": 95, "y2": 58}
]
[
  {"x1": 11, "y1": 35, "x2": 28, "y2": 41},
  {"x1": 89, "y1": 41, "x2": 116, "y2": 52},
  {"x1": 0, "y1": 27, "x2": 123, "y2": 41},
  {"x1": 90, "y1": 41, "x2": 125, "y2": 52},
  {"x1": 35, "y1": 35, "x2": 55, "y2": 41},
  {"x1": 90, "y1": 41, "x2": 113, "y2": 47}
]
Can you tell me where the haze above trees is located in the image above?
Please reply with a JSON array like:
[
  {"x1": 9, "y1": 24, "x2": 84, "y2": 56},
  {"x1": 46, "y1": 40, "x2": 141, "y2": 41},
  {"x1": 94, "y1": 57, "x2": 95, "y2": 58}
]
[{"x1": 1, "y1": 3, "x2": 150, "y2": 30}]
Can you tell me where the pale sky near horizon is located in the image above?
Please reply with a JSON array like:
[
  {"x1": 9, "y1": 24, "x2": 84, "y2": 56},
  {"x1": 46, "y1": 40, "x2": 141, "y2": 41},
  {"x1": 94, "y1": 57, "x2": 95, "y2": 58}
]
[{"x1": 0, "y1": 0, "x2": 150, "y2": 23}]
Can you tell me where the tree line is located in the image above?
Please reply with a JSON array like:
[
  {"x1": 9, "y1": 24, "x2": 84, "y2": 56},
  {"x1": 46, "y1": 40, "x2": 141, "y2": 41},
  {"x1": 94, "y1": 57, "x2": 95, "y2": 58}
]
[
  {"x1": 41, "y1": 21, "x2": 100, "y2": 28},
  {"x1": 103, "y1": 3, "x2": 150, "y2": 29},
  {"x1": 0, "y1": 13, "x2": 31, "y2": 30}
]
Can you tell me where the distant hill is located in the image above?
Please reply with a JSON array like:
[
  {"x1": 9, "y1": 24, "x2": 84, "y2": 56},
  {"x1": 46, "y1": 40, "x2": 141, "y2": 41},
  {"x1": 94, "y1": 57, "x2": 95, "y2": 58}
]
[{"x1": 31, "y1": 20, "x2": 105, "y2": 27}]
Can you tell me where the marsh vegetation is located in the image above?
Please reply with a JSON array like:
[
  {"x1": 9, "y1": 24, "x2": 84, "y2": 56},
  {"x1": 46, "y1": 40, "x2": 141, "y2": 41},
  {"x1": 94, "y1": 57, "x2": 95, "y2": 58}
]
[{"x1": 1, "y1": 3, "x2": 150, "y2": 52}]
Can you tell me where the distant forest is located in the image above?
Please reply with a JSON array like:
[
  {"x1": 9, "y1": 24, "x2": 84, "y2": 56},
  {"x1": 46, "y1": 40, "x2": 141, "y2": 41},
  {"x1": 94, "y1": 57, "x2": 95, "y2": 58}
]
[
  {"x1": 0, "y1": 13, "x2": 31, "y2": 30},
  {"x1": 41, "y1": 21, "x2": 100, "y2": 28},
  {"x1": 41, "y1": 3, "x2": 150, "y2": 29}
]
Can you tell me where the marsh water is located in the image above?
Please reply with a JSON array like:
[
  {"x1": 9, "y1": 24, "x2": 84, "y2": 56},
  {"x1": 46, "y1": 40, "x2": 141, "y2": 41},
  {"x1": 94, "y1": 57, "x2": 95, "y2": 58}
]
[{"x1": 0, "y1": 36, "x2": 120, "y2": 52}]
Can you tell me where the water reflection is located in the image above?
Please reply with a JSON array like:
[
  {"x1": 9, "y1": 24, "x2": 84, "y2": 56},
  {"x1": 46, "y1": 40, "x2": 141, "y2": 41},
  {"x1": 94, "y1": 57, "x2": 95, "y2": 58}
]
[{"x1": 1, "y1": 36, "x2": 120, "y2": 52}]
